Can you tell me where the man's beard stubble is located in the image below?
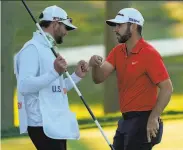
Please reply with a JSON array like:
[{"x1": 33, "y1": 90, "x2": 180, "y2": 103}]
[
  {"x1": 117, "y1": 24, "x2": 132, "y2": 43},
  {"x1": 53, "y1": 28, "x2": 64, "y2": 44},
  {"x1": 55, "y1": 35, "x2": 63, "y2": 44}
]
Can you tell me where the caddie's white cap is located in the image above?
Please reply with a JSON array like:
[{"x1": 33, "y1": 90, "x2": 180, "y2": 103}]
[
  {"x1": 106, "y1": 8, "x2": 144, "y2": 27},
  {"x1": 39, "y1": 5, "x2": 77, "y2": 31}
]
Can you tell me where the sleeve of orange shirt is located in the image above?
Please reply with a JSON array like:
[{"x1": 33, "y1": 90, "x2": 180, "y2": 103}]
[
  {"x1": 106, "y1": 48, "x2": 116, "y2": 68},
  {"x1": 146, "y1": 50, "x2": 170, "y2": 84}
]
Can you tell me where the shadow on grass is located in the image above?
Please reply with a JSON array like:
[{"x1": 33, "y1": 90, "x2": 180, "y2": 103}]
[
  {"x1": 163, "y1": 111, "x2": 183, "y2": 115},
  {"x1": 2, "y1": 111, "x2": 183, "y2": 139},
  {"x1": 78, "y1": 110, "x2": 183, "y2": 125}
]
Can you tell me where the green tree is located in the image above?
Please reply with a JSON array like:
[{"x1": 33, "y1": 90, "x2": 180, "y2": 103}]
[
  {"x1": 104, "y1": 1, "x2": 130, "y2": 114},
  {"x1": 1, "y1": 1, "x2": 17, "y2": 130}
]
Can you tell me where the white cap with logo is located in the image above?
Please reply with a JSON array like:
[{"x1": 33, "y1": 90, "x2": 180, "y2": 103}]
[
  {"x1": 39, "y1": 5, "x2": 77, "y2": 31},
  {"x1": 106, "y1": 8, "x2": 144, "y2": 27}
]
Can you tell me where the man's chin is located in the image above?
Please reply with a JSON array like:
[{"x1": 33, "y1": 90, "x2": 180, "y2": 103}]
[
  {"x1": 58, "y1": 41, "x2": 63, "y2": 44},
  {"x1": 118, "y1": 39, "x2": 125, "y2": 43},
  {"x1": 118, "y1": 37, "x2": 129, "y2": 43},
  {"x1": 117, "y1": 37, "x2": 122, "y2": 43},
  {"x1": 117, "y1": 37, "x2": 124, "y2": 43},
  {"x1": 56, "y1": 39, "x2": 63, "y2": 44}
]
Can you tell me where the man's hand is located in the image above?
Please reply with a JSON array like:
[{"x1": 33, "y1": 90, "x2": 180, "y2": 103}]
[
  {"x1": 75, "y1": 60, "x2": 89, "y2": 78},
  {"x1": 146, "y1": 79, "x2": 173, "y2": 143},
  {"x1": 147, "y1": 117, "x2": 159, "y2": 143},
  {"x1": 89, "y1": 55, "x2": 103, "y2": 67},
  {"x1": 54, "y1": 54, "x2": 67, "y2": 75}
]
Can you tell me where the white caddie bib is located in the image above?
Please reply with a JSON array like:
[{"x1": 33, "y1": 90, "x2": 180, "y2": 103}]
[{"x1": 14, "y1": 38, "x2": 80, "y2": 140}]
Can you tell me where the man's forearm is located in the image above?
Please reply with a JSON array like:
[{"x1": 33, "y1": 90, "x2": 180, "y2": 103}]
[
  {"x1": 150, "y1": 88, "x2": 173, "y2": 119},
  {"x1": 92, "y1": 66, "x2": 105, "y2": 84},
  {"x1": 18, "y1": 68, "x2": 60, "y2": 95}
]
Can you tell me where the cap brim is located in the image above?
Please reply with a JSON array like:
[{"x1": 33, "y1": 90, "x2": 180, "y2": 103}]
[
  {"x1": 62, "y1": 20, "x2": 77, "y2": 31},
  {"x1": 106, "y1": 19, "x2": 126, "y2": 26}
]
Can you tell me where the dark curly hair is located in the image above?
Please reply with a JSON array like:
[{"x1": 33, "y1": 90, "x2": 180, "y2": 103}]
[{"x1": 38, "y1": 12, "x2": 52, "y2": 28}]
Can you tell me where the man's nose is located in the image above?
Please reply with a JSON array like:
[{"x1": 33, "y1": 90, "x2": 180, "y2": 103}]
[{"x1": 113, "y1": 26, "x2": 118, "y2": 33}]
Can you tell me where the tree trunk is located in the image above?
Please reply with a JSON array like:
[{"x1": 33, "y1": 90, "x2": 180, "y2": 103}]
[
  {"x1": 104, "y1": 1, "x2": 130, "y2": 114},
  {"x1": 1, "y1": 1, "x2": 16, "y2": 130}
]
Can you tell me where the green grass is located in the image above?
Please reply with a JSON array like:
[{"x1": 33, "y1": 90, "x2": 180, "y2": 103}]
[
  {"x1": 10, "y1": 90, "x2": 183, "y2": 137},
  {"x1": 2, "y1": 119, "x2": 183, "y2": 150}
]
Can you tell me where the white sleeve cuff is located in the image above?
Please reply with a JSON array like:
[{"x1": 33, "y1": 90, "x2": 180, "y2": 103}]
[{"x1": 71, "y1": 72, "x2": 82, "y2": 84}]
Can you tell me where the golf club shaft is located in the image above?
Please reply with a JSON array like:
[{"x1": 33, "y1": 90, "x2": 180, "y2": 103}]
[
  {"x1": 65, "y1": 71, "x2": 115, "y2": 150},
  {"x1": 21, "y1": 1, "x2": 115, "y2": 149}
]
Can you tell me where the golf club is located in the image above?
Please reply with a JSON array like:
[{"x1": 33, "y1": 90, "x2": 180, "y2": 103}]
[{"x1": 21, "y1": 1, "x2": 115, "y2": 150}]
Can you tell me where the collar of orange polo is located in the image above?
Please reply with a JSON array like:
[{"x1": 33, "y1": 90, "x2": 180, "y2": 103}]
[{"x1": 123, "y1": 38, "x2": 145, "y2": 54}]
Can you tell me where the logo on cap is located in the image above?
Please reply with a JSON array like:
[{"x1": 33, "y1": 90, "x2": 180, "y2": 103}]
[
  {"x1": 129, "y1": 18, "x2": 140, "y2": 23},
  {"x1": 117, "y1": 13, "x2": 124, "y2": 17}
]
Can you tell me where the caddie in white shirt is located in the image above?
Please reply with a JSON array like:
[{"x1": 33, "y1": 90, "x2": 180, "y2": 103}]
[{"x1": 14, "y1": 5, "x2": 89, "y2": 150}]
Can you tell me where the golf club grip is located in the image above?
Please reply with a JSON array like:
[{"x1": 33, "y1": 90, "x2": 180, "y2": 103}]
[{"x1": 22, "y1": 0, "x2": 37, "y2": 24}]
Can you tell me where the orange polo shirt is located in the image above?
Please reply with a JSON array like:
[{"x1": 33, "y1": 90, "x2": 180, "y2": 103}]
[{"x1": 106, "y1": 38, "x2": 169, "y2": 113}]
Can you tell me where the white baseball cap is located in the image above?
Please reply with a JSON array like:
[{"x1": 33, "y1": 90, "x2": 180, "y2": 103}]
[
  {"x1": 106, "y1": 8, "x2": 144, "y2": 27},
  {"x1": 39, "y1": 5, "x2": 77, "y2": 31}
]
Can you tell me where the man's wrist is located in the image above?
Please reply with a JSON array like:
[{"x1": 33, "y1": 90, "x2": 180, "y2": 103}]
[
  {"x1": 149, "y1": 110, "x2": 160, "y2": 120},
  {"x1": 74, "y1": 71, "x2": 82, "y2": 78},
  {"x1": 72, "y1": 72, "x2": 82, "y2": 82}
]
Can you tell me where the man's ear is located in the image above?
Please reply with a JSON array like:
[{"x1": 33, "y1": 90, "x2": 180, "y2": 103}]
[
  {"x1": 51, "y1": 21, "x2": 57, "y2": 29},
  {"x1": 131, "y1": 23, "x2": 137, "y2": 32}
]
